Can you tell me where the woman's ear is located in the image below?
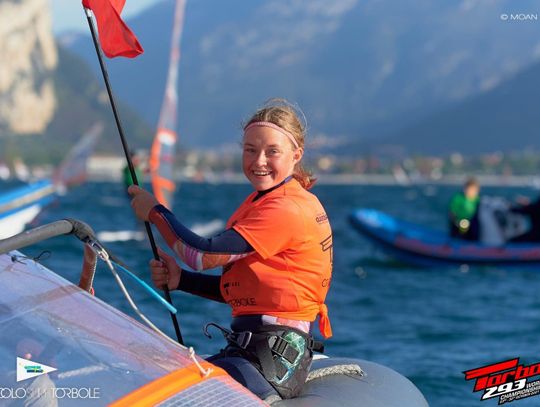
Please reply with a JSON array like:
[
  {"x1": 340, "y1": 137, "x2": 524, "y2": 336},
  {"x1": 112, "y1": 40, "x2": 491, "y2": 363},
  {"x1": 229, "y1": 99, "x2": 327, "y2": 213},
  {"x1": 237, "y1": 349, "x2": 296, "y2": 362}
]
[{"x1": 293, "y1": 148, "x2": 304, "y2": 163}]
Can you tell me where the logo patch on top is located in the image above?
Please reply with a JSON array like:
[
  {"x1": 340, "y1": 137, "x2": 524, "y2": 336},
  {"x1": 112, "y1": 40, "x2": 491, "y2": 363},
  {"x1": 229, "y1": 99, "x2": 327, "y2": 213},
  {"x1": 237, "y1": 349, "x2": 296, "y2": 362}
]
[{"x1": 315, "y1": 213, "x2": 328, "y2": 224}]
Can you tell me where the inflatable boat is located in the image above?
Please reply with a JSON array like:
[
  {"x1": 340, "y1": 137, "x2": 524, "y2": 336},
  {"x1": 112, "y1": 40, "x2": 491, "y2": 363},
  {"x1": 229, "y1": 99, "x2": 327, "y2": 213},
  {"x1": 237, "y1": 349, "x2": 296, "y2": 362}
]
[
  {"x1": 349, "y1": 208, "x2": 540, "y2": 267},
  {"x1": 0, "y1": 220, "x2": 428, "y2": 406}
]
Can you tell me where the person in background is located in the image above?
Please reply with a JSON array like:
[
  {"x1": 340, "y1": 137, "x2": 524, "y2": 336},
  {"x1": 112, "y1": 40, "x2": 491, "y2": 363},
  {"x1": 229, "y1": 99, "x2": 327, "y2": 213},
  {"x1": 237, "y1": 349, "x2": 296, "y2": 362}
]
[
  {"x1": 122, "y1": 150, "x2": 143, "y2": 188},
  {"x1": 509, "y1": 196, "x2": 540, "y2": 242},
  {"x1": 128, "y1": 99, "x2": 333, "y2": 402},
  {"x1": 449, "y1": 177, "x2": 480, "y2": 240}
]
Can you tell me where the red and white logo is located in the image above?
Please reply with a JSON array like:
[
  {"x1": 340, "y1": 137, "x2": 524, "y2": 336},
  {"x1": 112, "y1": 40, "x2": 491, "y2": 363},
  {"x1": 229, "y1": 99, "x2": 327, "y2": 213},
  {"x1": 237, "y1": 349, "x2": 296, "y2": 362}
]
[{"x1": 464, "y1": 358, "x2": 540, "y2": 404}]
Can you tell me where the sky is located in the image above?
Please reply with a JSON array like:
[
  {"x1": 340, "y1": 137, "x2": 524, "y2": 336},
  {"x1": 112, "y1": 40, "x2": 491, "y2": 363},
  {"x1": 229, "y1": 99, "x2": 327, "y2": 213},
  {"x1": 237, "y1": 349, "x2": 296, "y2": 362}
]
[{"x1": 50, "y1": 0, "x2": 161, "y2": 34}]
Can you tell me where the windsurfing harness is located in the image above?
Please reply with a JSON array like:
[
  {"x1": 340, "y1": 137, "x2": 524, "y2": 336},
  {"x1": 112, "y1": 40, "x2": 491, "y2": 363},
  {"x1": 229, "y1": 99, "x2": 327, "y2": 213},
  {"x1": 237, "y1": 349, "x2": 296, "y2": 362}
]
[
  {"x1": 149, "y1": 177, "x2": 333, "y2": 338},
  {"x1": 206, "y1": 318, "x2": 324, "y2": 400}
]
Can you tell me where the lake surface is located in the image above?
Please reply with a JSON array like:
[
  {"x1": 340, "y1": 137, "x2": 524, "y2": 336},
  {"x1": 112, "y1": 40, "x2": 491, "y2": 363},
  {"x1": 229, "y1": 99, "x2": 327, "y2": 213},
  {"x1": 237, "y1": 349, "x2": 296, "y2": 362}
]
[{"x1": 6, "y1": 180, "x2": 540, "y2": 406}]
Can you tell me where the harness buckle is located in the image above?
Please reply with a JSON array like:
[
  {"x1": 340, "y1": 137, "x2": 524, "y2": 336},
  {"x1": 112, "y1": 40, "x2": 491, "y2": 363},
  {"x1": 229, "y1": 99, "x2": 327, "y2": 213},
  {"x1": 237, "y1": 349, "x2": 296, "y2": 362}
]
[
  {"x1": 203, "y1": 322, "x2": 253, "y2": 349},
  {"x1": 270, "y1": 336, "x2": 299, "y2": 364},
  {"x1": 233, "y1": 331, "x2": 252, "y2": 349}
]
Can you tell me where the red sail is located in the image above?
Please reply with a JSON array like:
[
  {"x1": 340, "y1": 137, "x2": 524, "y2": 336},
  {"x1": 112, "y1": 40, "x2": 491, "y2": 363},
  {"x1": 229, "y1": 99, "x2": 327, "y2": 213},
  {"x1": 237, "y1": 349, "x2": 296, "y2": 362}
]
[{"x1": 150, "y1": 0, "x2": 187, "y2": 208}]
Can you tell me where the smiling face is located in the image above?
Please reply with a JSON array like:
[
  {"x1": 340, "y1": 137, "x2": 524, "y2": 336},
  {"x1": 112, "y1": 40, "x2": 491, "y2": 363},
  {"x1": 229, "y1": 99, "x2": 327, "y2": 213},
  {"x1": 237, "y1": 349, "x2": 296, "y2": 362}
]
[{"x1": 242, "y1": 126, "x2": 303, "y2": 191}]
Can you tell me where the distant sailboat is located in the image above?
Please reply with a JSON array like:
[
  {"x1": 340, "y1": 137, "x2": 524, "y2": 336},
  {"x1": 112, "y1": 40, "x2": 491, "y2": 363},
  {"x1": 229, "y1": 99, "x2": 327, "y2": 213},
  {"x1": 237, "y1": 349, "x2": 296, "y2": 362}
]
[
  {"x1": 0, "y1": 124, "x2": 102, "y2": 239},
  {"x1": 150, "y1": 0, "x2": 187, "y2": 209},
  {"x1": 12, "y1": 157, "x2": 30, "y2": 182},
  {"x1": 0, "y1": 161, "x2": 10, "y2": 180},
  {"x1": 53, "y1": 122, "x2": 103, "y2": 188}
]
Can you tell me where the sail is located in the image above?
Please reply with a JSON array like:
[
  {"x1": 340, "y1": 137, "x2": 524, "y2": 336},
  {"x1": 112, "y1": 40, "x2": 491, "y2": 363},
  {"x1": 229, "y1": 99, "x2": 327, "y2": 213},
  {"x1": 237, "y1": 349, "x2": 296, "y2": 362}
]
[
  {"x1": 0, "y1": 251, "x2": 264, "y2": 406},
  {"x1": 52, "y1": 122, "x2": 103, "y2": 188},
  {"x1": 150, "y1": 0, "x2": 187, "y2": 208}
]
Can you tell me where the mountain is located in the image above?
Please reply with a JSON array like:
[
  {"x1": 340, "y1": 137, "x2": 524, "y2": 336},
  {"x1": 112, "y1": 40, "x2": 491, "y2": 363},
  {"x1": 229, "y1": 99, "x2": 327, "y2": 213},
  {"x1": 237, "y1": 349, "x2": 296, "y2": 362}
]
[
  {"x1": 373, "y1": 60, "x2": 540, "y2": 155},
  {"x1": 61, "y1": 0, "x2": 540, "y2": 151},
  {"x1": 0, "y1": 45, "x2": 152, "y2": 166},
  {"x1": 0, "y1": 0, "x2": 151, "y2": 166},
  {"x1": 47, "y1": 46, "x2": 152, "y2": 159}
]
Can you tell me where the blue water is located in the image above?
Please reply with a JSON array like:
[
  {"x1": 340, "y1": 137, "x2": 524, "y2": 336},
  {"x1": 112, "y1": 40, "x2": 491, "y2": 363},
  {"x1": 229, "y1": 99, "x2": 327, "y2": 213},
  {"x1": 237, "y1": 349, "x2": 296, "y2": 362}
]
[{"x1": 9, "y1": 181, "x2": 540, "y2": 406}]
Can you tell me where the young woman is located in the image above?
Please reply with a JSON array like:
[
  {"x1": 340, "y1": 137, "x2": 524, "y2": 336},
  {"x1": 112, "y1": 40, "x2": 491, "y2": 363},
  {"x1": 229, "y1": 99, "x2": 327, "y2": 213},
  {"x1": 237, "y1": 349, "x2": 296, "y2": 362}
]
[{"x1": 129, "y1": 99, "x2": 333, "y2": 400}]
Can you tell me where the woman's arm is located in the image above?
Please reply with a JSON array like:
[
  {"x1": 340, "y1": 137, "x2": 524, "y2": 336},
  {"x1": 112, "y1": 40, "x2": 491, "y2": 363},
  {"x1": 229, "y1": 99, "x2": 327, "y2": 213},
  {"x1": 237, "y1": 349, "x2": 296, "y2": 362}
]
[
  {"x1": 150, "y1": 204, "x2": 255, "y2": 271},
  {"x1": 177, "y1": 270, "x2": 225, "y2": 303},
  {"x1": 150, "y1": 247, "x2": 225, "y2": 302},
  {"x1": 128, "y1": 185, "x2": 255, "y2": 271}
]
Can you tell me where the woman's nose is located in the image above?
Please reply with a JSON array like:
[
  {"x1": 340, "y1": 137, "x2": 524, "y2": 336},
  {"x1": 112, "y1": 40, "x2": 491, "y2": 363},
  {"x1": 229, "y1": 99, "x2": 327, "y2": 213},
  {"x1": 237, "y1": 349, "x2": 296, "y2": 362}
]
[{"x1": 254, "y1": 151, "x2": 267, "y2": 165}]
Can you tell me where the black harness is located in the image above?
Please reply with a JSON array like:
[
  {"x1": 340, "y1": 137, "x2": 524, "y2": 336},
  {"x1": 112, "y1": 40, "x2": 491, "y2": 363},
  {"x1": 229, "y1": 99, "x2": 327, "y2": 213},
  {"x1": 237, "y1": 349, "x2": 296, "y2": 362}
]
[{"x1": 204, "y1": 322, "x2": 324, "y2": 389}]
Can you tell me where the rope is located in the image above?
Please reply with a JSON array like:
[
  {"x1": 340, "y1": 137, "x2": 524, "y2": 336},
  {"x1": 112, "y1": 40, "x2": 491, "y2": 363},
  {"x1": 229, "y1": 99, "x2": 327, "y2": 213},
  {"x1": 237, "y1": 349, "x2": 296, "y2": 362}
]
[
  {"x1": 101, "y1": 255, "x2": 186, "y2": 349},
  {"x1": 188, "y1": 346, "x2": 213, "y2": 378},
  {"x1": 306, "y1": 363, "x2": 364, "y2": 382}
]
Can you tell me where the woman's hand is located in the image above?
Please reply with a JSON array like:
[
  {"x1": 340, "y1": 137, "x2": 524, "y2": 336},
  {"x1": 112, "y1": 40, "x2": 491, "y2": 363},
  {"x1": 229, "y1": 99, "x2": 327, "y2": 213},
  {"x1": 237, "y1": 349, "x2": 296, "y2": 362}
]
[
  {"x1": 128, "y1": 185, "x2": 159, "y2": 221},
  {"x1": 150, "y1": 247, "x2": 181, "y2": 291}
]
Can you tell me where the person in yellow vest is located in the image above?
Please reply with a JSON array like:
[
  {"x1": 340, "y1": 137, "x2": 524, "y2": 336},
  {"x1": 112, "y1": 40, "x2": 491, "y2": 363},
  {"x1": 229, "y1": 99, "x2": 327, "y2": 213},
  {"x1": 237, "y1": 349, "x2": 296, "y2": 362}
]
[{"x1": 128, "y1": 99, "x2": 332, "y2": 401}]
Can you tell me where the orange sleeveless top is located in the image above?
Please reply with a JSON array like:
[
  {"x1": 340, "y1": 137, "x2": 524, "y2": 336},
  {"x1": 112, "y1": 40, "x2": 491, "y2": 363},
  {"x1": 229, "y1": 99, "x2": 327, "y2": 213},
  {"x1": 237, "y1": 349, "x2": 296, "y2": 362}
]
[{"x1": 221, "y1": 179, "x2": 333, "y2": 338}]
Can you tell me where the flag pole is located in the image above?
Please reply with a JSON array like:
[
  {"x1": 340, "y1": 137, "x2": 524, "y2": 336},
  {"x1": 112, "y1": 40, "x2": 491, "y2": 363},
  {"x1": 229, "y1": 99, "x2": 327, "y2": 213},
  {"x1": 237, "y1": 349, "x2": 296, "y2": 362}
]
[{"x1": 83, "y1": 7, "x2": 184, "y2": 345}]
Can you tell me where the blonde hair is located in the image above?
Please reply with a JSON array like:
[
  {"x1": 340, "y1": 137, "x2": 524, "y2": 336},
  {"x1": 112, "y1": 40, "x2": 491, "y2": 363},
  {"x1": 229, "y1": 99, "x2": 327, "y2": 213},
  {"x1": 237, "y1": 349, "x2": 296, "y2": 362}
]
[{"x1": 243, "y1": 98, "x2": 316, "y2": 189}]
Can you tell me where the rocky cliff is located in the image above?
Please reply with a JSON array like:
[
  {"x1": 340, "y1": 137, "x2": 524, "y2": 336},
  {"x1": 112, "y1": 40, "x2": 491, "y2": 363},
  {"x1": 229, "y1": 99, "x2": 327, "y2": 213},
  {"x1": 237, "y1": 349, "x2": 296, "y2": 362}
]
[{"x1": 0, "y1": 0, "x2": 57, "y2": 134}]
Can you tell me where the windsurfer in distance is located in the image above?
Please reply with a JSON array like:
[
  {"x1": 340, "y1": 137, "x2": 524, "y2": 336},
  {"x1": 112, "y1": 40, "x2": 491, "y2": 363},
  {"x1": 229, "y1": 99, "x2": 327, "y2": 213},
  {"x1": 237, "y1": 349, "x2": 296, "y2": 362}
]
[{"x1": 128, "y1": 99, "x2": 333, "y2": 402}]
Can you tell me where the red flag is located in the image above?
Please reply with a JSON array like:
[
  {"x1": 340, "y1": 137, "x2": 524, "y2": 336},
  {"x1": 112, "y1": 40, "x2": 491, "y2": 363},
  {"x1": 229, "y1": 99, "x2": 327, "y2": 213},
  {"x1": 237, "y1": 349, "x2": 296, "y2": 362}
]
[{"x1": 82, "y1": 0, "x2": 143, "y2": 58}]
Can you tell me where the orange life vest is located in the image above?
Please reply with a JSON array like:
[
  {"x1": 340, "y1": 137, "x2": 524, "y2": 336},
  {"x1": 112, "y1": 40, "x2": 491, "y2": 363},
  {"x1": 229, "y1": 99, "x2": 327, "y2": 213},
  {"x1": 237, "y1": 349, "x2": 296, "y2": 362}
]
[{"x1": 221, "y1": 179, "x2": 333, "y2": 338}]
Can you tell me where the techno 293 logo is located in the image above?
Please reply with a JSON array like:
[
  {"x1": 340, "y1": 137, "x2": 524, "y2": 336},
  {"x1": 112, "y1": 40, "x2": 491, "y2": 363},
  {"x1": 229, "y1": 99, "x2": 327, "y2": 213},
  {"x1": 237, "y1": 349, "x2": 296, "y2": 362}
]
[{"x1": 464, "y1": 358, "x2": 540, "y2": 404}]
